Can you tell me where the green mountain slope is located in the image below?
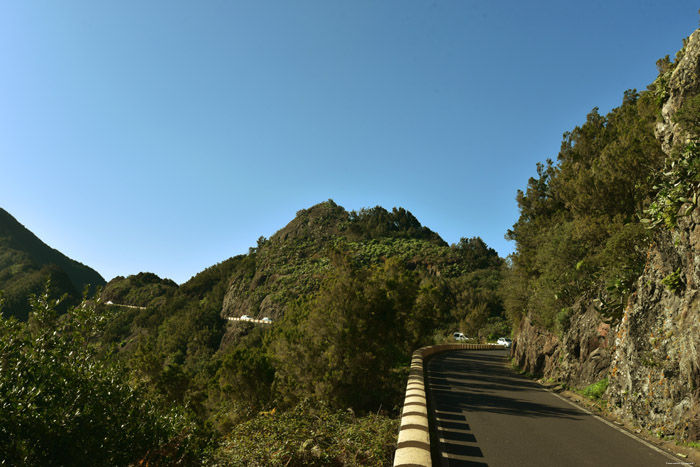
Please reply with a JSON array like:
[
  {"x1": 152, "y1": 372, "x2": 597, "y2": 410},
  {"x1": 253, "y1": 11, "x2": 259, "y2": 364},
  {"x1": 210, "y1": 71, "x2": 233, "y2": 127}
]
[
  {"x1": 0, "y1": 208, "x2": 106, "y2": 320},
  {"x1": 0, "y1": 200, "x2": 506, "y2": 464},
  {"x1": 101, "y1": 200, "x2": 505, "y2": 435}
]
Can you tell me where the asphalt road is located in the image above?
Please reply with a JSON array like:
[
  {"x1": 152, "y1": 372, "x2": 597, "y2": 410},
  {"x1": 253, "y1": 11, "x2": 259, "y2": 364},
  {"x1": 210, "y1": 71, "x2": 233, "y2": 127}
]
[{"x1": 426, "y1": 350, "x2": 679, "y2": 467}]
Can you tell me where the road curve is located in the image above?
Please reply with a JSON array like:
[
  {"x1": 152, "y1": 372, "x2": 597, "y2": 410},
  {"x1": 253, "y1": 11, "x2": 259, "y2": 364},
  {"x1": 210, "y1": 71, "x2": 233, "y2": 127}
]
[{"x1": 426, "y1": 350, "x2": 678, "y2": 467}]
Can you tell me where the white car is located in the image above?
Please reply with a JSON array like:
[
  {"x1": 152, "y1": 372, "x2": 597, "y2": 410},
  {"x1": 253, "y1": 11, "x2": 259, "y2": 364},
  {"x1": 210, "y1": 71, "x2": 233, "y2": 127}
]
[
  {"x1": 240, "y1": 315, "x2": 250, "y2": 320},
  {"x1": 497, "y1": 337, "x2": 512, "y2": 348},
  {"x1": 453, "y1": 332, "x2": 468, "y2": 341},
  {"x1": 261, "y1": 317, "x2": 272, "y2": 323}
]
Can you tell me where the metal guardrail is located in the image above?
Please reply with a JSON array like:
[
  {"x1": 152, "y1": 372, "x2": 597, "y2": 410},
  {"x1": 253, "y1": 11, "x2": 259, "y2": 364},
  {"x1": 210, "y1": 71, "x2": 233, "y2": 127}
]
[{"x1": 393, "y1": 343, "x2": 505, "y2": 467}]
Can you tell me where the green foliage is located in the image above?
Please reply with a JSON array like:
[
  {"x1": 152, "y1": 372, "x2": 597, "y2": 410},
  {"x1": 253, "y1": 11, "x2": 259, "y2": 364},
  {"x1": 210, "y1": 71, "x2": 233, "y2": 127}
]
[
  {"x1": 644, "y1": 143, "x2": 700, "y2": 229},
  {"x1": 271, "y1": 256, "x2": 422, "y2": 412},
  {"x1": 102, "y1": 272, "x2": 177, "y2": 308},
  {"x1": 205, "y1": 401, "x2": 399, "y2": 467},
  {"x1": 0, "y1": 201, "x2": 506, "y2": 463},
  {"x1": 0, "y1": 288, "x2": 197, "y2": 466},
  {"x1": 0, "y1": 264, "x2": 79, "y2": 321},
  {"x1": 556, "y1": 307, "x2": 573, "y2": 335},
  {"x1": 505, "y1": 87, "x2": 665, "y2": 330},
  {"x1": 661, "y1": 268, "x2": 684, "y2": 294},
  {"x1": 595, "y1": 277, "x2": 632, "y2": 322},
  {"x1": 582, "y1": 378, "x2": 609, "y2": 399},
  {"x1": 453, "y1": 237, "x2": 503, "y2": 272},
  {"x1": 347, "y1": 206, "x2": 446, "y2": 245},
  {"x1": 0, "y1": 208, "x2": 105, "y2": 320},
  {"x1": 652, "y1": 55, "x2": 675, "y2": 119},
  {"x1": 215, "y1": 340, "x2": 275, "y2": 425},
  {"x1": 673, "y1": 94, "x2": 700, "y2": 139}
]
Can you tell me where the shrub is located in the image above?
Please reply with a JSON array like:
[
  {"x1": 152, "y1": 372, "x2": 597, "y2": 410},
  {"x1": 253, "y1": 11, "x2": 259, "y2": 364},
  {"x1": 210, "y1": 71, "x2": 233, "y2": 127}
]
[
  {"x1": 0, "y1": 290, "x2": 193, "y2": 466},
  {"x1": 205, "y1": 401, "x2": 399, "y2": 466},
  {"x1": 582, "y1": 378, "x2": 609, "y2": 399}
]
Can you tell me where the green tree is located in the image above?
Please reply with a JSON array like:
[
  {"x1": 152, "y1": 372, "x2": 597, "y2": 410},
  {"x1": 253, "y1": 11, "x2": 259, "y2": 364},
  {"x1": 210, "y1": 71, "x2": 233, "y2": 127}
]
[
  {"x1": 271, "y1": 255, "x2": 417, "y2": 412},
  {"x1": 0, "y1": 289, "x2": 192, "y2": 466},
  {"x1": 504, "y1": 88, "x2": 664, "y2": 330}
]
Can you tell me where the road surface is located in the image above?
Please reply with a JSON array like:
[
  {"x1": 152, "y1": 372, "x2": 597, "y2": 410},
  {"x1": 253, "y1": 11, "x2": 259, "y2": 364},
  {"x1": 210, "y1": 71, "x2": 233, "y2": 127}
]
[{"x1": 426, "y1": 350, "x2": 679, "y2": 467}]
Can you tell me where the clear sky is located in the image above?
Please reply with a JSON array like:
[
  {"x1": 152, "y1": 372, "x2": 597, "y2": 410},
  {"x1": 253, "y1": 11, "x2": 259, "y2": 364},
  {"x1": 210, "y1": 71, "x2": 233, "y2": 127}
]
[{"x1": 1, "y1": 1, "x2": 698, "y2": 284}]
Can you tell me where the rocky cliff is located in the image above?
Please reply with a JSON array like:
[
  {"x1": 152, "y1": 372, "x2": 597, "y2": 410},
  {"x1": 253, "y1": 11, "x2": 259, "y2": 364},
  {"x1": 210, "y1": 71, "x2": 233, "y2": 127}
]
[
  {"x1": 607, "y1": 28, "x2": 700, "y2": 440},
  {"x1": 512, "y1": 28, "x2": 700, "y2": 441}
]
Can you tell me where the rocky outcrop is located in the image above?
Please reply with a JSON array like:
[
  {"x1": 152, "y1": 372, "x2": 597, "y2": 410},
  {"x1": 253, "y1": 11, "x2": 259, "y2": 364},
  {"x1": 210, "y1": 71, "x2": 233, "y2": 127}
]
[
  {"x1": 656, "y1": 29, "x2": 700, "y2": 154},
  {"x1": 607, "y1": 212, "x2": 700, "y2": 440},
  {"x1": 511, "y1": 317, "x2": 559, "y2": 377},
  {"x1": 604, "y1": 28, "x2": 700, "y2": 441},
  {"x1": 513, "y1": 304, "x2": 612, "y2": 389}
]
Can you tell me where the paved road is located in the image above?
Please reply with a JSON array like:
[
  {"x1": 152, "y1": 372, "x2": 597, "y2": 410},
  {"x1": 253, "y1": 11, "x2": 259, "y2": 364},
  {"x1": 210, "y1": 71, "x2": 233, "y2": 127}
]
[{"x1": 426, "y1": 350, "x2": 678, "y2": 467}]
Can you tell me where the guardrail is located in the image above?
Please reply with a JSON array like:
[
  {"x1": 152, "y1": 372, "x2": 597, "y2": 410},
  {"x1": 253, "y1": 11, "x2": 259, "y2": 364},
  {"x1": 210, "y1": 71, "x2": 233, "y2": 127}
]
[{"x1": 393, "y1": 343, "x2": 505, "y2": 467}]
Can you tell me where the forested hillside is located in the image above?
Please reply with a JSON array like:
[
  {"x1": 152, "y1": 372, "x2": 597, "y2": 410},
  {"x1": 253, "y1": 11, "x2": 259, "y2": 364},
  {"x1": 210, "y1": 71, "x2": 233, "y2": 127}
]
[
  {"x1": 0, "y1": 208, "x2": 105, "y2": 320},
  {"x1": 0, "y1": 201, "x2": 505, "y2": 465},
  {"x1": 505, "y1": 27, "x2": 700, "y2": 442}
]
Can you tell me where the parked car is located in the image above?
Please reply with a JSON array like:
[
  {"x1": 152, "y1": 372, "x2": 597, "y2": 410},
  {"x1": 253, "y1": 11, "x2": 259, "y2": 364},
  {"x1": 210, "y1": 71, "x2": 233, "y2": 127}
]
[
  {"x1": 497, "y1": 337, "x2": 512, "y2": 348},
  {"x1": 261, "y1": 317, "x2": 272, "y2": 323},
  {"x1": 453, "y1": 332, "x2": 468, "y2": 341},
  {"x1": 240, "y1": 315, "x2": 250, "y2": 320}
]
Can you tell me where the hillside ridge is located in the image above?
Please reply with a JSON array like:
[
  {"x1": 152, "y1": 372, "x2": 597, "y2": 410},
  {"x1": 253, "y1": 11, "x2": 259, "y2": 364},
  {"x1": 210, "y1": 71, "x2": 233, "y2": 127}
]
[{"x1": 0, "y1": 207, "x2": 105, "y2": 319}]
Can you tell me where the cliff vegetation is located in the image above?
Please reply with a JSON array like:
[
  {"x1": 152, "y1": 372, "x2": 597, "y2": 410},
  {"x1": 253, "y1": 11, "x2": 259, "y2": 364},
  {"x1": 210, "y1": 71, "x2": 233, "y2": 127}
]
[{"x1": 505, "y1": 27, "x2": 700, "y2": 443}]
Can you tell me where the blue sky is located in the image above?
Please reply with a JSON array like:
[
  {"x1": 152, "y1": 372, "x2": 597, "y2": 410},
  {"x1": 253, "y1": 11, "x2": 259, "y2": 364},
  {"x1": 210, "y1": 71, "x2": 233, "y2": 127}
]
[{"x1": 1, "y1": 1, "x2": 698, "y2": 284}]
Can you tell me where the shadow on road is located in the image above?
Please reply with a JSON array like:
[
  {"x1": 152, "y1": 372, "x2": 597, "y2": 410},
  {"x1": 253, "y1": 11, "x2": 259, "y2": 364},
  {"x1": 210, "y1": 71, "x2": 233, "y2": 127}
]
[
  {"x1": 426, "y1": 350, "x2": 585, "y2": 466},
  {"x1": 428, "y1": 352, "x2": 582, "y2": 419},
  {"x1": 431, "y1": 409, "x2": 489, "y2": 467}
]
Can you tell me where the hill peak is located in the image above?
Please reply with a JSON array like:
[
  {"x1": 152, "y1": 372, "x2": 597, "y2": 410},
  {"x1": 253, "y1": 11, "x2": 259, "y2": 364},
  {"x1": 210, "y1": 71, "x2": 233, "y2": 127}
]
[{"x1": 271, "y1": 199, "x2": 446, "y2": 246}]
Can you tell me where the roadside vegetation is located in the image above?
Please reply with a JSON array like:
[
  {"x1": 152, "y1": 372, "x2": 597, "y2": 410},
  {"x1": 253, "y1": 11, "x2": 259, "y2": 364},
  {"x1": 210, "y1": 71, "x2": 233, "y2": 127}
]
[
  {"x1": 0, "y1": 202, "x2": 507, "y2": 465},
  {"x1": 502, "y1": 42, "x2": 699, "y2": 331}
]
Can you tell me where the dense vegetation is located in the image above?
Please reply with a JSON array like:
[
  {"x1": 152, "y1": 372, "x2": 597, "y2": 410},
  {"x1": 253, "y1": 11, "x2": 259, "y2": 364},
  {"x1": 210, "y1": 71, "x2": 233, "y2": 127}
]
[
  {"x1": 503, "y1": 41, "x2": 699, "y2": 332},
  {"x1": 0, "y1": 201, "x2": 505, "y2": 465},
  {"x1": 0, "y1": 208, "x2": 105, "y2": 320},
  {"x1": 0, "y1": 292, "x2": 201, "y2": 466}
]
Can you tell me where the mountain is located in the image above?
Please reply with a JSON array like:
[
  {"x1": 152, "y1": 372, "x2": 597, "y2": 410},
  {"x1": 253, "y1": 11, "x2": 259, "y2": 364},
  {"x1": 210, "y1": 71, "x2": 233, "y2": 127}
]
[
  {"x1": 0, "y1": 200, "x2": 506, "y2": 464},
  {"x1": 97, "y1": 200, "x2": 505, "y2": 434},
  {"x1": 0, "y1": 208, "x2": 106, "y2": 320},
  {"x1": 221, "y1": 201, "x2": 454, "y2": 324}
]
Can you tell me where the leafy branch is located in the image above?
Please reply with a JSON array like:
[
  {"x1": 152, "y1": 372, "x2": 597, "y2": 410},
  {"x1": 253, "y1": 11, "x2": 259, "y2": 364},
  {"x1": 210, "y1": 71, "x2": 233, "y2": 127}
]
[{"x1": 642, "y1": 142, "x2": 700, "y2": 229}]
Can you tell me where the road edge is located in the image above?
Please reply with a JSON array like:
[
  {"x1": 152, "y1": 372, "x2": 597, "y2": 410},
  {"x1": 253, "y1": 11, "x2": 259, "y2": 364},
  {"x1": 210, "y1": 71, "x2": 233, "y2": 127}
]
[{"x1": 509, "y1": 357, "x2": 700, "y2": 465}]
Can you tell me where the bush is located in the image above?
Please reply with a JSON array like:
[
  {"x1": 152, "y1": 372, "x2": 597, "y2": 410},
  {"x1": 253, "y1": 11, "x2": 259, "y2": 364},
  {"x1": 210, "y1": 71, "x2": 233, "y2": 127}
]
[
  {"x1": 205, "y1": 401, "x2": 399, "y2": 466},
  {"x1": 582, "y1": 378, "x2": 609, "y2": 399},
  {"x1": 0, "y1": 290, "x2": 194, "y2": 466}
]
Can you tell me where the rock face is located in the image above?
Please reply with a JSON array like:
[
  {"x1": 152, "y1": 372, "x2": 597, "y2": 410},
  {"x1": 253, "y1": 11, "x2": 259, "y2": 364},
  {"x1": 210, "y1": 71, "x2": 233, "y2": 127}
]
[
  {"x1": 606, "y1": 28, "x2": 700, "y2": 441},
  {"x1": 513, "y1": 27, "x2": 700, "y2": 441},
  {"x1": 608, "y1": 223, "x2": 700, "y2": 440},
  {"x1": 512, "y1": 304, "x2": 612, "y2": 390},
  {"x1": 656, "y1": 29, "x2": 700, "y2": 154}
]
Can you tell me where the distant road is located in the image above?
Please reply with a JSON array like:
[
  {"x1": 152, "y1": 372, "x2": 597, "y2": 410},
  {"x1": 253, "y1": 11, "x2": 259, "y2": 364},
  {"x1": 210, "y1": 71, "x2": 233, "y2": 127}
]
[
  {"x1": 104, "y1": 301, "x2": 146, "y2": 310},
  {"x1": 426, "y1": 350, "x2": 678, "y2": 467}
]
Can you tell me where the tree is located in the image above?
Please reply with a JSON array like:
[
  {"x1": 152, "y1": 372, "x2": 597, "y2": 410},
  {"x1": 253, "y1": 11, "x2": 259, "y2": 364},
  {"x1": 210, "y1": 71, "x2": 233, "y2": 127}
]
[
  {"x1": 0, "y1": 288, "x2": 189, "y2": 466},
  {"x1": 503, "y1": 87, "x2": 665, "y2": 330},
  {"x1": 271, "y1": 255, "x2": 418, "y2": 412}
]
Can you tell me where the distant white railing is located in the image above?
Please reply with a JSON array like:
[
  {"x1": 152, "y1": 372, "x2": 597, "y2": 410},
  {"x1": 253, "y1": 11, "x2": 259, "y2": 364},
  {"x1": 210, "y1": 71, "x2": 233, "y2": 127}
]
[
  {"x1": 104, "y1": 301, "x2": 147, "y2": 310},
  {"x1": 227, "y1": 316, "x2": 273, "y2": 325}
]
